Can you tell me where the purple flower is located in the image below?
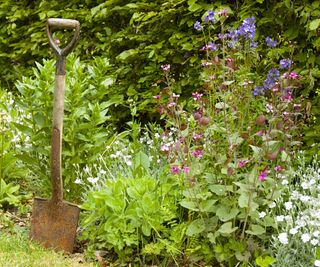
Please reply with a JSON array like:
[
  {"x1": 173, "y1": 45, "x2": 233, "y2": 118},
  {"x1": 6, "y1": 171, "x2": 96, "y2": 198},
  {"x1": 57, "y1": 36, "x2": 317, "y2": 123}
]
[
  {"x1": 192, "y1": 149, "x2": 204, "y2": 158},
  {"x1": 194, "y1": 21, "x2": 203, "y2": 31},
  {"x1": 238, "y1": 17, "x2": 256, "y2": 41},
  {"x1": 280, "y1": 59, "x2": 292, "y2": 69},
  {"x1": 265, "y1": 36, "x2": 278, "y2": 47},
  {"x1": 259, "y1": 170, "x2": 268, "y2": 182},
  {"x1": 171, "y1": 165, "x2": 179, "y2": 174},
  {"x1": 264, "y1": 68, "x2": 280, "y2": 90},
  {"x1": 201, "y1": 41, "x2": 217, "y2": 51},
  {"x1": 203, "y1": 10, "x2": 215, "y2": 23},
  {"x1": 252, "y1": 86, "x2": 264, "y2": 96},
  {"x1": 250, "y1": 41, "x2": 258, "y2": 48}
]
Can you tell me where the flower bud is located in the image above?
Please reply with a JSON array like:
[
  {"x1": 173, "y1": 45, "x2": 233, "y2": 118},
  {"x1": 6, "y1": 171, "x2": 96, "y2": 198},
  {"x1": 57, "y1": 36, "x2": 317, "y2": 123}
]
[{"x1": 255, "y1": 115, "x2": 266, "y2": 126}]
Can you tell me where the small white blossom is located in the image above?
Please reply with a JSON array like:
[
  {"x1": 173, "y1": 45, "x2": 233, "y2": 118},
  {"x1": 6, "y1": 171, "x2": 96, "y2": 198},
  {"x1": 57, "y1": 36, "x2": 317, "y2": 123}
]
[
  {"x1": 75, "y1": 178, "x2": 82, "y2": 184},
  {"x1": 259, "y1": 211, "x2": 266, "y2": 218},
  {"x1": 88, "y1": 177, "x2": 99, "y2": 184},
  {"x1": 301, "y1": 233, "x2": 311, "y2": 243},
  {"x1": 278, "y1": 233, "x2": 288, "y2": 244},
  {"x1": 284, "y1": 201, "x2": 293, "y2": 210},
  {"x1": 315, "y1": 260, "x2": 320, "y2": 267},
  {"x1": 276, "y1": 215, "x2": 285, "y2": 222},
  {"x1": 311, "y1": 239, "x2": 319, "y2": 246},
  {"x1": 269, "y1": 202, "x2": 276, "y2": 209},
  {"x1": 289, "y1": 228, "x2": 298, "y2": 235},
  {"x1": 301, "y1": 181, "x2": 309, "y2": 189},
  {"x1": 313, "y1": 231, "x2": 320, "y2": 237},
  {"x1": 282, "y1": 179, "x2": 289, "y2": 185}
]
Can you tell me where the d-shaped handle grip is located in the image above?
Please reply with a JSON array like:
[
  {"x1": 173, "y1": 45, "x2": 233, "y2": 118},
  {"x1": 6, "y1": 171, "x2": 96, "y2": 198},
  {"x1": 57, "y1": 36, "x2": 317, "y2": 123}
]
[{"x1": 46, "y1": 18, "x2": 80, "y2": 74}]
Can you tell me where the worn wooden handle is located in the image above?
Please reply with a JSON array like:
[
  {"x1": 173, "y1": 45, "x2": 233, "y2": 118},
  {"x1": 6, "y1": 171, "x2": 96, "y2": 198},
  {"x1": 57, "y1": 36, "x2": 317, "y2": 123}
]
[
  {"x1": 46, "y1": 18, "x2": 80, "y2": 75},
  {"x1": 51, "y1": 75, "x2": 65, "y2": 203}
]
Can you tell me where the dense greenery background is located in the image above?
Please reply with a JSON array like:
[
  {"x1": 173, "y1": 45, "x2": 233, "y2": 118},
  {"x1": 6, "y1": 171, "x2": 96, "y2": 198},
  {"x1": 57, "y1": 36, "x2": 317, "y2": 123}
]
[{"x1": 1, "y1": 0, "x2": 320, "y2": 148}]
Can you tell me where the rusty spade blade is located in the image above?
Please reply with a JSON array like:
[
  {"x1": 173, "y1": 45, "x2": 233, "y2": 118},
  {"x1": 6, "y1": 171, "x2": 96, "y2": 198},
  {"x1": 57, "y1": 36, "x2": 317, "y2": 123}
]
[{"x1": 30, "y1": 18, "x2": 80, "y2": 254}]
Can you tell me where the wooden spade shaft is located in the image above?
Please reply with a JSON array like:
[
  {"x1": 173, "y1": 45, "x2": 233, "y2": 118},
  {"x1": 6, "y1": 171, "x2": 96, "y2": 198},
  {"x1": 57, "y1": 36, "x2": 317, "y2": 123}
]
[{"x1": 30, "y1": 18, "x2": 80, "y2": 254}]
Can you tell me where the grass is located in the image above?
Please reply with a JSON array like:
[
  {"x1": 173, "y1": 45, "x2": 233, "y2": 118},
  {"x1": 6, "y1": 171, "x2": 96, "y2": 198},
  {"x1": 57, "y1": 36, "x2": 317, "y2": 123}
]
[{"x1": 0, "y1": 226, "x2": 96, "y2": 267}]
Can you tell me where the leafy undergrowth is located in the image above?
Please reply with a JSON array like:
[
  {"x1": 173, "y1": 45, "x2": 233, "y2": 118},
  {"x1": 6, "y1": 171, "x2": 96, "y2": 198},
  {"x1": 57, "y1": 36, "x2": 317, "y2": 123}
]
[{"x1": 0, "y1": 226, "x2": 96, "y2": 267}]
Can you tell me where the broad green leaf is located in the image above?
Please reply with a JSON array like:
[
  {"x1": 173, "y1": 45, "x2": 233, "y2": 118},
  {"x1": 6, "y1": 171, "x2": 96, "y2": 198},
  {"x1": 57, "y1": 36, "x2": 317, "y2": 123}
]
[
  {"x1": 245, "y1": 224, "x2": 266, "y2": 236},
  {"x1": 255, "y1": 255, "x2": 276, "y2": 267},
  {"x1": 238, "y1": 193, "x2": 249, "y2": 208},
  {"x1": 216, "y1": 206, "x2": 239, "y2": 222},
  {"x1": 186, "y1": 219, "x2": 206, "y2": 236},
  {"x1": 218, "y1": 222, "x2": 238, "y2": 235},
  {"x1": 134, "y1": 151, "x2": 150, "y2": 171},
  {"x1": 180, "y1": 200, "x2": 199, "y2": 211},
  {"x1": 209, "y1": 184, "x2": 233, "y2": 195},
  {"x1": 310, "y1": 19, "x2": 320, "y2": 30},
  {"x1": 117, "y1": 49, "x2": 138, "y2": 61}
]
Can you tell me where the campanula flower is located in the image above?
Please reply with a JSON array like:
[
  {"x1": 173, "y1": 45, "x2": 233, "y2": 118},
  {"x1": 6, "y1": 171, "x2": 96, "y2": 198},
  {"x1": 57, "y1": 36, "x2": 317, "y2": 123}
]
[
  {"x1": 265, "y1": 36, "x2": 278, "y2": 47},
  {"x1": 280, "y1": 59, "x2": 292, "y2": 69},
  {"x1": 194, "y1": 21, "x2": 203, "y2": 31},
  {"x1": 203, "y1": 9, "x2": 215, "y2": 23}
]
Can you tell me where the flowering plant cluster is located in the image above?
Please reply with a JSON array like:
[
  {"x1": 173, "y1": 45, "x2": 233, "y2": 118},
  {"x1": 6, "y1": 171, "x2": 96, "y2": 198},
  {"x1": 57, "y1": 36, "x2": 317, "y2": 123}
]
[
  {"x1": 153, "y1": 7, "x2": 305, "y2": 265},
  {"x1": 272, "y1": 156, "x2": 320, "y2": 266}
]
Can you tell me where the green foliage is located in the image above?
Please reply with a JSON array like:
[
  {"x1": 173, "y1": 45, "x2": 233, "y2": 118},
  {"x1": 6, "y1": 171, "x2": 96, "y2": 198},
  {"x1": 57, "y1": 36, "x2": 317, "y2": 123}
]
[
  {"x1": 81, "y1": 173, "x2": 185, "y2": 265},
  {"x1": 2, "y1": 0, "x2": 320, "y2": 143},
  {"x1": 14, "y1": 55, "x2": 116, "y2": 201}
]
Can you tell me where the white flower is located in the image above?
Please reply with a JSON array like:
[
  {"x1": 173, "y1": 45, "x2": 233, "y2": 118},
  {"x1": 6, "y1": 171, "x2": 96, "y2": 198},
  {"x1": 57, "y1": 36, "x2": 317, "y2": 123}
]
[
  {"x1": 269, "y1": 202, "x2": 276, "y2": 209},
  {"x1": 284, "y1": 201, "x2": 293, "y2": 210},
  {"x1": 88, "y1": 177, "x2": 99, "y2": 184},
  {"x1": 276, "y1": 215, "x2": 285, "y2": 222},
  {"x1": 289, "y1": 228, "x2": 298, "y2": 235},
  {"x1": 301, "y1": 233, "x2": 311, "y2": 243},
  {"x1": 313, "y1": 231, "x2": 320, "y2": 237},
  {"x1": 75, "y1": 178, "x2": 82, "y2": 184},
  {"x1": 300, "y1": 195, "x2": 311, "y2": 202},
  {"x1": 259, "y1": 211, "x2": 266, "y2": 218},
  {"x1": 278, "y1": 233, "x2": 288, "y2": 244},
  {"x1": 282, "y1": 179, "x2": 289, "y2": 185},
  {"x1": 315, "y1": 260, "x2": 320, "y2": 267},
  {"x1": 311, "y1": 239, "x2": 319, "y2": 246},
  {"x1": 301, "y1": 181, "x2": 309, "y2": 189}
]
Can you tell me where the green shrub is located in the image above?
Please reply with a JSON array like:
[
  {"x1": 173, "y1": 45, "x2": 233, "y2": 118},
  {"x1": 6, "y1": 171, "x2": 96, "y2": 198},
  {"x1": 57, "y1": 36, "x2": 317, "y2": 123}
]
[{"x1": 14, "y1": 55, "x2": 116, "y2": 201}]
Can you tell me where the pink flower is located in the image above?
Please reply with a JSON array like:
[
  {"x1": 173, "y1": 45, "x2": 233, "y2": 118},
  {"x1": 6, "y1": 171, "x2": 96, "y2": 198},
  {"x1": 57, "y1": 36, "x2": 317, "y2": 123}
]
[
  {"x1": 201, "y1": 61, "x2": 213, "y2": 67},
  {"x1": 171, "y1": 165, "x2": 179, "y2": 174},
  {"x1": 172, "y1": 93, "x2": 180, "y2": 98},
  {"x1": 161, "y1": 64, "x2": 170, "y2": 71},
  {"x1": 289, "y1": 72, "x2": 299, "y2": 79},
  {"x1": 182, "y1": 166, "x2": 190, "y2": 173},
  {"x1": 192, "y1": 92, "x2": 203, "y2": 101},
  {"x1": 192, "y1": 132, "x2": 203, "y2": 140},
  {"x1": 238, "y1": 160, "x2": 250, "y2": 168},
  {"x1": 293, "y1": 103, "x2": 301, "y2": 110},
  {"x1": 153, "y1": 95, "x2": 161, "y2": 100},
  {"x1": 192, "y1": 149, "x2": 204, "y2": 158},
  {"x1": 256, "y1": 130, "x2": 265, "y2": 136},
  {"x1": 274, "y1": 165, "x2": 284, "y2": 172},
  {"x1": 218, "y1": 8, "x2": 228, "y2": 17},
  {"x1": 167, "y1": 102, "x2": 176, "y2": 108},
  {"x1": 259, "y1": 170, "x2": 268, "y2": 182}
]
